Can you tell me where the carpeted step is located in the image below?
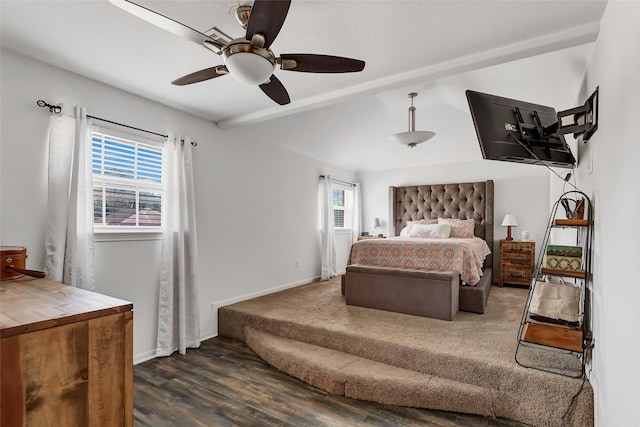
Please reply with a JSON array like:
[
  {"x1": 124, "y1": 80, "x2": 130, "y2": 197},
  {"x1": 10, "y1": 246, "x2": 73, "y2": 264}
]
[
  {"x1": 245, "y1": 327, "x2": 495, "y2": 418},
  {"x1": 219, "y1": 280, "x2": 593, "y2": 427}
]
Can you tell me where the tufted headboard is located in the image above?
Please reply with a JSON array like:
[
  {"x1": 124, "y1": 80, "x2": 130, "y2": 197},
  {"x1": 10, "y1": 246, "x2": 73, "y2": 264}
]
[{"x1": 389, "y1": 180, "x2": 494, "y2": 270}]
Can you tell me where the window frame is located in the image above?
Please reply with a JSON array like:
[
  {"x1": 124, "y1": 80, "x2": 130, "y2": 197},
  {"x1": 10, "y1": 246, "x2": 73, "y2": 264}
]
[
  {"x1": 91, "y1": 126, "x2": 165, "y2": 237},
  {"x1": 331, "y1": 182, "x2": 354, "y2": 231}
]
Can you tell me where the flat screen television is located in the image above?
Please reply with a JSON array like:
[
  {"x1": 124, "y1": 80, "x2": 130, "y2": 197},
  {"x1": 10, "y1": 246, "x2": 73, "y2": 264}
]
[{"x1": 466, "y1": 90, "x2": 576, "y2": 169}]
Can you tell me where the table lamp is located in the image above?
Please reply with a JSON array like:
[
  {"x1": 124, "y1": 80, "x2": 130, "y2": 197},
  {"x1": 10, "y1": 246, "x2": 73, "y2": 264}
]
[
  {"x1": 373, "y1": 217, "x2": 381, "y2": 236},
  {"x1": 501, "y1": 214, "x2": 518, "y2": 241}
]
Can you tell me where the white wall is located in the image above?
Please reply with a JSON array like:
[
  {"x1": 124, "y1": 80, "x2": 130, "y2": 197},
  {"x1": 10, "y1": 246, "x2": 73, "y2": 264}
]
[
  {"x1": 0, "y1": 49, "x2": 355, "y2": 362},
  {"x1": 357, "y1": 160, "x2": 551, "y2": 278},
  {"x1": 573, "y1": 2, "x2": 640, "y2": 425}
]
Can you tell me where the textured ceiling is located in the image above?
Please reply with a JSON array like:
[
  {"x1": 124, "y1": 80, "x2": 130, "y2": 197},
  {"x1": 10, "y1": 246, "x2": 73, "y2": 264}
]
[{"x1": 0, "y1": 0, "x2": 607, "y2": 171}]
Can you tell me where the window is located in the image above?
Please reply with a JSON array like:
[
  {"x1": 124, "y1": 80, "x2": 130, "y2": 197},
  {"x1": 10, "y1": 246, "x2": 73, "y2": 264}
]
[
  {"x1": 91, "y1": 130, "x2": 163, "y2": 230},
  {"x1": 332, "y1": 185, "x2": 353, "y2": 229}
]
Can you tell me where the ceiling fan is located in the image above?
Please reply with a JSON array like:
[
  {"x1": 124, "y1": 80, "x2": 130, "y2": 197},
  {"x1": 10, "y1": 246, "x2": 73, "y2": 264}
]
[{"x1": 109, "y1": 0, "x2": 366, "y2": 105}]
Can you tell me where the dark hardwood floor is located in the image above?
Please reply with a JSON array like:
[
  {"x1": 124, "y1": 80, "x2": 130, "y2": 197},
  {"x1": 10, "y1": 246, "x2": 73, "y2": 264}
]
[{"x1": 133, "y1": 337, "x2": 526, "y2": 427}]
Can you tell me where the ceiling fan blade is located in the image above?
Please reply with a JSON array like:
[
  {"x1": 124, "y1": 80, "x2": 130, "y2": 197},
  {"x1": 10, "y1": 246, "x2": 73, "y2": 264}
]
[
  {"x1": 172, "y1": 66, "x2": 229, "y2": 86},
  {"x1": 259, "y1": 75, "x2": 290, "y2": 105},
  {"x1": 245, "y1": 0, "x2": 291, "y2": 49},
  {"x1": 280, "y1": 54, "x2": 365, "y2": 73},
  {"x1": 109, "y1": 0, "x2": 226, "y2": 50}
]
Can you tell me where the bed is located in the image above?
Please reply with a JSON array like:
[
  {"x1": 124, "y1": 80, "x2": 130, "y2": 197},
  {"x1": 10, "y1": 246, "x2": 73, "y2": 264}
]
[{"x1": 343, "y1": 180, "x2": 494, "y2": 315}]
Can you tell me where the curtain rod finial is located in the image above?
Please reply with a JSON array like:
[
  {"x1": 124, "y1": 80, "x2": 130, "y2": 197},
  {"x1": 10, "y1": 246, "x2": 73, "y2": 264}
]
[{"x1": 37, "y1": 99, "x2": 62, "y2": 114}]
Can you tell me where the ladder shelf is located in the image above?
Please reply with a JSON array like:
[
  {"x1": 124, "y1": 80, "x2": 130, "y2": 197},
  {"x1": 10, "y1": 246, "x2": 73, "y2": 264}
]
[{"x1": 514, "y1": 190, "x2": 593, "y2": 378}]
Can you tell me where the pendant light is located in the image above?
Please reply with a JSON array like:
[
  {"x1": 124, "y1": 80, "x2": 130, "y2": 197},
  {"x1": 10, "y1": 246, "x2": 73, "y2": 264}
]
[{"x1": 390, "y1": 92, "x2": 435, "y2": 148}]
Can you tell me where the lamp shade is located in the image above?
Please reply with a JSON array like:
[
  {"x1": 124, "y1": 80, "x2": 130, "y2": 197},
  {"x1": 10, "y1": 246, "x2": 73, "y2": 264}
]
[
  {"x1": 390, "y1": 130, "x2": 436, "y2": 147},
  {"x1": 501, "y1": 214, "x2": 518, "y2": 227},
  {"x1": 373, "y1": 217, "x2": 381, "y2": 228}
]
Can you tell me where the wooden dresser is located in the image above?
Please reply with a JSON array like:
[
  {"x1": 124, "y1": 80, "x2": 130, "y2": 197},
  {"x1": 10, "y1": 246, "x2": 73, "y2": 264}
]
[
  {"x1": 0, "y1": 277, "x2": 133, "y2": 427},
  {"x1": 499, "y1": 240, "x2": 535, "y2": 287}
]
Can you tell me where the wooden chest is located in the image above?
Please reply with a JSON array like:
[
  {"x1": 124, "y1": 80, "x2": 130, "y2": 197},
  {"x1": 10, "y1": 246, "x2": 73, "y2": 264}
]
[
  {"x1": 1, "y1": 246, "x2": 27, "y2": 281},
  {"x1": 0, "y1": 277, "x2": 133, "y2": 426}
]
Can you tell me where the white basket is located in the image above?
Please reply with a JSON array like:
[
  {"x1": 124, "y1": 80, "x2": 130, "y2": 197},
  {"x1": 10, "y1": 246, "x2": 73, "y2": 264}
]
[{"x1": 530, "y1": 276, "x2": 581, "y2": 323}]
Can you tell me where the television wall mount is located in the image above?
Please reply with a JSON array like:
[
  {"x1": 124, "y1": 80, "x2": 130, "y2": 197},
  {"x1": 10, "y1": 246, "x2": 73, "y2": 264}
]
[{"x1": 556, "y1": 87, "x2": 599, "y2": 142}]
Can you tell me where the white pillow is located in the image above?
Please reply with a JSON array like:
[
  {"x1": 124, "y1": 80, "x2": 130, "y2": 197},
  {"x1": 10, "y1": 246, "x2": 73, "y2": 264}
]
[
  {"x1": 399, "y1": 219, "x2": 438, "y2": 237},
  {"x1": 407, "y1": 223, "x2": 451, "y2": 238}
]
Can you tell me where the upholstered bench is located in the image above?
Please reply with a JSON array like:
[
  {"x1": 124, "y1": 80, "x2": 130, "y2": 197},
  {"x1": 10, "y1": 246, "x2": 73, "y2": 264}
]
[{"x1": 344, "y1": 264, "x2": 459, "y2": 321}]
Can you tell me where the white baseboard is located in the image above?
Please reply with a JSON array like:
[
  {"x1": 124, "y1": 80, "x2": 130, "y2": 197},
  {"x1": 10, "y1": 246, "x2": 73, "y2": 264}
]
[
  {"x1": 200, "y1": 331, "x2": 217, "y2": 342},
  {"x1": 134, "y1": 349, "x2": 158, "y2": 365},
  {"x1": 210, "y1": 275, "x2": 320, "y2": 336},
  {"x1": 134, "y1": 332, "x2": 219, "y2": 365},
  {"x1": 212, "y1": 275, "x2": 320, "y2": 309}
]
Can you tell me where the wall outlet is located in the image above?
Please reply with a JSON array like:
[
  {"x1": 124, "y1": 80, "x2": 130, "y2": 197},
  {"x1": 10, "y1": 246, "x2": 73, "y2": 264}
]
[{"x1": 295, "y1": 259, "x2": 300, "y2": 268}]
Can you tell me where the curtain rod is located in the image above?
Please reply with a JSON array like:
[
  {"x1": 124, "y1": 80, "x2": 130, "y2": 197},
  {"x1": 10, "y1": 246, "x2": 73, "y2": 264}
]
[
  {"x1": 36, "y1": 99, "x2": 197, "y2": 147},
  {"x1": 319, "y1": 175, "x2": 355, "y2": 187}
]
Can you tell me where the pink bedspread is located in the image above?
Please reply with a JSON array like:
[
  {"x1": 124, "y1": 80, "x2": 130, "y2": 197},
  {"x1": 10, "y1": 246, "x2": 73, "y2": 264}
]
[{"x1": 348, "y1": 237, "x2": 491, "y2": 286}]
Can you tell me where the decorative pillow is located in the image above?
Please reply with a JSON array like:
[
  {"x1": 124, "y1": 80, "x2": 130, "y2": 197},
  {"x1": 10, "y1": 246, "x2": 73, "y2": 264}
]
[
  {"x1": 407, "y1": 223, "x2": 451, "y2": 238},
  {"x1": 438, "y1": 218, "x2": 475, "y2": 238},
  {"x1": 399, "y1": 218, "x2": 437, "y2": 237}
]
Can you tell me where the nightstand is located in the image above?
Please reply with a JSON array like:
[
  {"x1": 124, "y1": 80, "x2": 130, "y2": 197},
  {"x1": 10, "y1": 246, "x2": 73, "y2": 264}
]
[
  {"x1": 499, "y1": 240, "x2": 535, "y2": 287},
  {"x1": 357, "y1": 235, "x2": 386, "y2": 241}
]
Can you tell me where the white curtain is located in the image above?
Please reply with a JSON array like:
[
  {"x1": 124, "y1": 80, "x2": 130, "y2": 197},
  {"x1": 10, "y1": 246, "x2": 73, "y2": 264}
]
[
  {"x1": 320, "y1": 175, "x2": 336, "y2": 280},
  {"x1": 44, "y1": 107, "x2": 95, "y2": 289},
  {"x1": 352, "y1": 182, "x2": 362, "y2": 243},
  {"x1": 156, "y1": 134, "x2": 201, "y2": 357}
]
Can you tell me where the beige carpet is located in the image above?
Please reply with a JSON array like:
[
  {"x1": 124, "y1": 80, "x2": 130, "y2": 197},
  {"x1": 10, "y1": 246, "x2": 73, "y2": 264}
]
[{"x1": 218, "y1": 277, "x2": 593, "y2": 427}]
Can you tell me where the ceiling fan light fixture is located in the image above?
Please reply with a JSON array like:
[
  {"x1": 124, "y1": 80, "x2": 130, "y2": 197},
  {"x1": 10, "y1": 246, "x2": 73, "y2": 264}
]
[
  {"x1": 391, "y1": 92, "x2": 435, "y2": 148},
  {"x1": 224, "y1": 51, "x2": 275, "y2": 85}
]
